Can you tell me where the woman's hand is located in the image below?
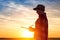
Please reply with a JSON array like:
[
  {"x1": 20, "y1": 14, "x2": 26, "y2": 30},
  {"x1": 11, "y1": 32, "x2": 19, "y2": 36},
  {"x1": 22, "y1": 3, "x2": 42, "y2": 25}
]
[{"x1": 29, "y1": 27, "x2": 35, "y2": 32}]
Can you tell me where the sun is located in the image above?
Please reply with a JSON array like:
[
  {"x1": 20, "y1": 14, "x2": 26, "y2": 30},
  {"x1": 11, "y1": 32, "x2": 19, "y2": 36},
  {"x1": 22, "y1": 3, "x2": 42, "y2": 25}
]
[{"x1": 22, "y1": 29, "x2": 34, "y2": 38}]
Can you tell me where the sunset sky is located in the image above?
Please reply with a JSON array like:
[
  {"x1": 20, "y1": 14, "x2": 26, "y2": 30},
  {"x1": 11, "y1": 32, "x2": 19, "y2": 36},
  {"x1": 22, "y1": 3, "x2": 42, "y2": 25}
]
[{"x1": 0, "y1": 0, "x2": 60, "y2": 38}]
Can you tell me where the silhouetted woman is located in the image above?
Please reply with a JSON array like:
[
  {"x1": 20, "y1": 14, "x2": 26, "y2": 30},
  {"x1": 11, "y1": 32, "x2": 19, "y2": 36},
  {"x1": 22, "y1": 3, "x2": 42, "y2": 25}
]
[{"x1": 33, "y1": 4, "x2": 48, "y2": 40}]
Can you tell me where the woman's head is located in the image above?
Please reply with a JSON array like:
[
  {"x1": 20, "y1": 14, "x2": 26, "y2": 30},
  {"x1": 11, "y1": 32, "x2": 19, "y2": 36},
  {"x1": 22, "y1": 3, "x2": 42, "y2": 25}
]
[{"x1": 33, "y1": 4, "x2": 45, "y2": 15}]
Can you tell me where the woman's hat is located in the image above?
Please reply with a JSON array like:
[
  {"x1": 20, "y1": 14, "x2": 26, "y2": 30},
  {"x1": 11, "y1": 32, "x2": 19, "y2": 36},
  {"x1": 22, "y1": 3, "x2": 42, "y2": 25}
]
[{"x1": 33, "y1": 4, "x2": 45, "y2": 11}]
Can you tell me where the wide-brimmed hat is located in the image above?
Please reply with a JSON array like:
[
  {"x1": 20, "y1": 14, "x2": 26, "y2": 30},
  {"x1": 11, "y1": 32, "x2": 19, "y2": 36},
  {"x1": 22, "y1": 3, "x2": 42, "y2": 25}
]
[{"x1": 33, "y1": 4, "x2": 45, "y2": 11}]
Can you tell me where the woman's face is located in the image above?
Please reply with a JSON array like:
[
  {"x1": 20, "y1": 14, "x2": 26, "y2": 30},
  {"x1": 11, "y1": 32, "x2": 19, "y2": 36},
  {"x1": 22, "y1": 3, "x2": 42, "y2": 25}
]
[{"x1": 36, "y1": 10, "x2": 44, "y2": 15}]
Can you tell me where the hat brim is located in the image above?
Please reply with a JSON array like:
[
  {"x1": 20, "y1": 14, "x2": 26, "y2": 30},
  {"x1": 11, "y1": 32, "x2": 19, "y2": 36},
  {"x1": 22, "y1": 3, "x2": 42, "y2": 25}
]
[
  {"x1": 33, "y1": 8, "x2": 37, "y2": 10},
  {"x1": 33, "y1": 8, "x2": 39, "y2": 10}
]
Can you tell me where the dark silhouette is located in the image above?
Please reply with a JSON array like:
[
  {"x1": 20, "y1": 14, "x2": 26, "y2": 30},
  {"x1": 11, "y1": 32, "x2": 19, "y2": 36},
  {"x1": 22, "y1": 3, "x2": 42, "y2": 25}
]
[{"x1": 33, "y1": 4, "x2": 48, "y2": 40}]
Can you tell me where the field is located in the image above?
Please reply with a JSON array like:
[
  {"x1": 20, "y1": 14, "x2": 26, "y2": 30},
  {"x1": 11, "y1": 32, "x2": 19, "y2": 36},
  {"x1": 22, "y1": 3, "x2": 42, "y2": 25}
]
[{"x1": 0, "y1": 38, "x2": 60, "y2": 40}]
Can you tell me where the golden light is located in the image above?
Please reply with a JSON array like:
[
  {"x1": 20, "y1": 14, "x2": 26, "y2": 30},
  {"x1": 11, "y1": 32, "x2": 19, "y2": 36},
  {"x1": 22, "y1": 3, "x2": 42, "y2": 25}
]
[{"x1": 21, "y1": 29, "x2": 34, "y2": 38}]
